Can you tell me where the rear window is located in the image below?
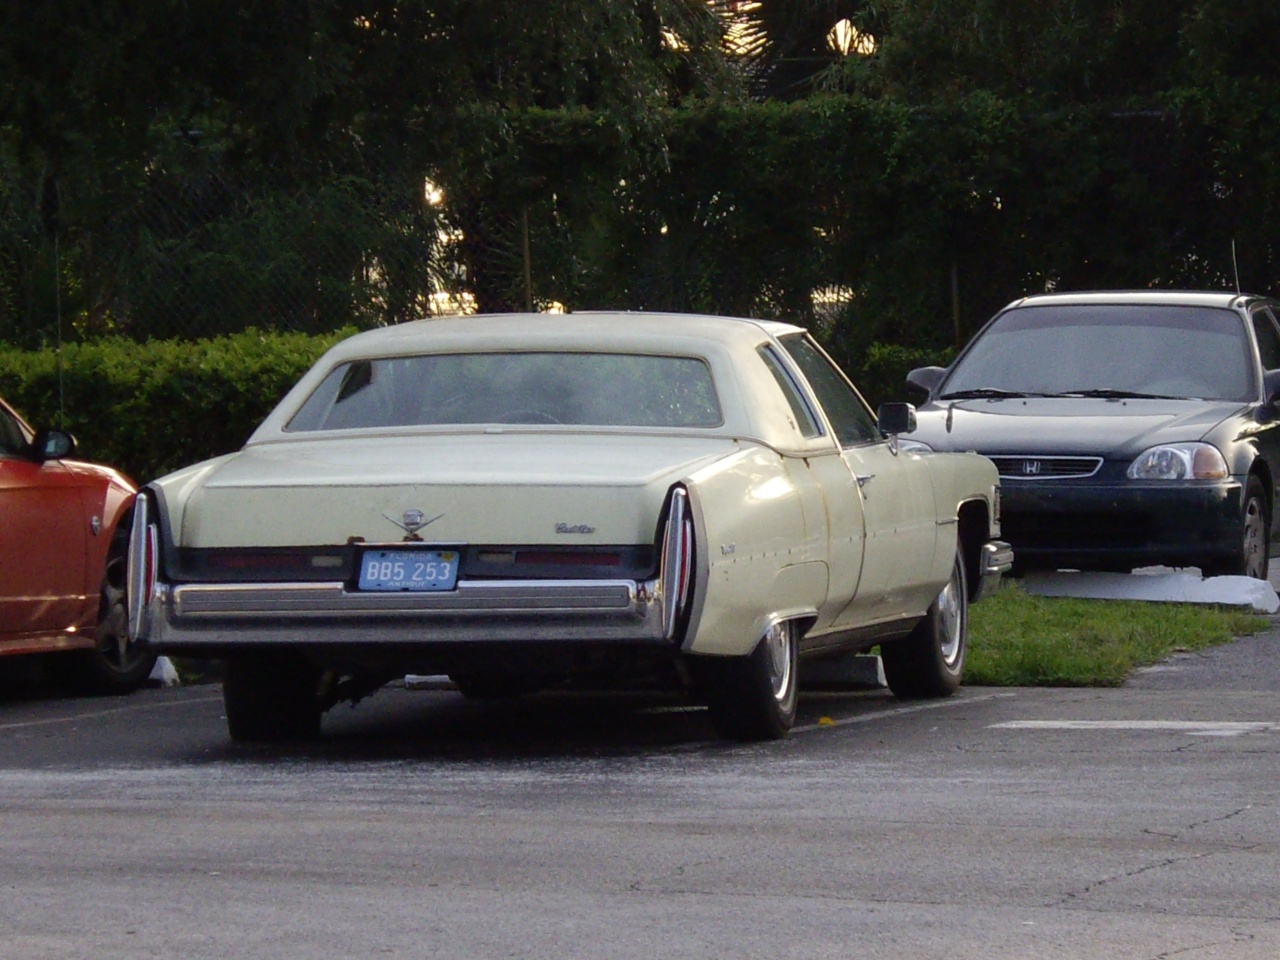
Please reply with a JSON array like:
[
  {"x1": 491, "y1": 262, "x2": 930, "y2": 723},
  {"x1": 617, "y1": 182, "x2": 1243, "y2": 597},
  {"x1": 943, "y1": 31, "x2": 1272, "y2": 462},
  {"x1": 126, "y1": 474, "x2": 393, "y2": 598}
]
[
  {"x1": 0, "y1": 406, "x2": 29, "y2": 455},
  {"x1": 286, "y1": 352, "x2": 723, "y2": 432}
]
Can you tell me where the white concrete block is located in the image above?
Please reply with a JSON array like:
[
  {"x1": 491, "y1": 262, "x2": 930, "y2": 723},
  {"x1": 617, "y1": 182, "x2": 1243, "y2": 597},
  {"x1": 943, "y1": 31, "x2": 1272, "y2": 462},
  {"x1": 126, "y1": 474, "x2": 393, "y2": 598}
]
[
  {"x1": 1021, "y1": 570, "x2": 1279, "y2": 613},
  {"x1": 148, "y1": 656, "x2": 181, "y2": 687}
]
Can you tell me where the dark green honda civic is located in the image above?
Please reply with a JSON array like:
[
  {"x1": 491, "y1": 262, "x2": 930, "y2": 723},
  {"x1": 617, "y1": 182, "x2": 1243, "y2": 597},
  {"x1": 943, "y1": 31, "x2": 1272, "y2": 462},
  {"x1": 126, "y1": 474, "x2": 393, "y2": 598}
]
[{"x1": 901, "y1": 291, "x2": 1280, "y2": 579}]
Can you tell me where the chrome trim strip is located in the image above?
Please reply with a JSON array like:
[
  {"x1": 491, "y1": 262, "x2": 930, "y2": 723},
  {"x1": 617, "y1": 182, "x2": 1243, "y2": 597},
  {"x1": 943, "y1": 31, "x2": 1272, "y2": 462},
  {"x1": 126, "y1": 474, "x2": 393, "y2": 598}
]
[
  {"x1": 126, "y1": 496, "x2": 150, "y2": 640},
  {"x1": 148, "y1": 576, "x2": 668, "y2": 647},
  {"x1": 989, "y1": 455, "x2": 1103, "y2": 480},
  {"x1": 661, "y1": 488, "x2": 691, "y2": 639},
  {"x1": 172, "y1": 578, "x2": 643, "y2": 618}
]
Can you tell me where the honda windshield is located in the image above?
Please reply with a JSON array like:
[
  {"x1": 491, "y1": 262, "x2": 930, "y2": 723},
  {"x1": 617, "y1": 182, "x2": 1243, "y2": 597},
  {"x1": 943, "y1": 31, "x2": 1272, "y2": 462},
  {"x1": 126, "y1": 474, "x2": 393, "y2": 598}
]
[{"x1": 941, "y1": 304, "x2": 1255, "y2": 402}]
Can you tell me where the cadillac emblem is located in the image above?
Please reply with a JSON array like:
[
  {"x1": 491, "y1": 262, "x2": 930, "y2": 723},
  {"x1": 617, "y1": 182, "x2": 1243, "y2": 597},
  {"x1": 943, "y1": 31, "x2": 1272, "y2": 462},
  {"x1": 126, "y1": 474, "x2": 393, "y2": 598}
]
[{"x1": 383, "y1": 509, "x2": 444, "y2": 539}]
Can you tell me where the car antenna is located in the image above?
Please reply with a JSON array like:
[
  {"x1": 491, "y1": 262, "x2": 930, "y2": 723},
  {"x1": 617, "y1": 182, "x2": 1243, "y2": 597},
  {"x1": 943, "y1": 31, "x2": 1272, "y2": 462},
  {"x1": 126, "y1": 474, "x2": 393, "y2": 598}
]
[{"x1": 1232, "y1": 239, "x2": 1242, "y2": 295}]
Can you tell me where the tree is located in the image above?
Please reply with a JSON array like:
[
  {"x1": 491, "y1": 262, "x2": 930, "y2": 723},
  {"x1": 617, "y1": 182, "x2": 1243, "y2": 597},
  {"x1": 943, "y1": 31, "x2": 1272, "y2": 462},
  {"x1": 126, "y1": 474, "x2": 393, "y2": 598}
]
[{"x1": 715, "y1": 0, "x2": 885, "y2": 100}]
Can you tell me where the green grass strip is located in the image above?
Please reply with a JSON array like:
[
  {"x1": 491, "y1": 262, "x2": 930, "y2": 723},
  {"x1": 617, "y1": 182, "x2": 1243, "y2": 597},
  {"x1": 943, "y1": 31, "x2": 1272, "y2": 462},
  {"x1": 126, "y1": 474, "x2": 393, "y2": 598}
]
[{"x1": 966, "y1": 583, "x2": 1271, "y2": 687}]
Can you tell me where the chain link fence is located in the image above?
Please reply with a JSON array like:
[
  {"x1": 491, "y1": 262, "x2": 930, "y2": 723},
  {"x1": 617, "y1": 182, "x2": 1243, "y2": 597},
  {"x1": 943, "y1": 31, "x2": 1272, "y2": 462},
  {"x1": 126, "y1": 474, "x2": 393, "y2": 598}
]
[{"x1": 1, "y1": 161, "x2": 463, "y2": 350}]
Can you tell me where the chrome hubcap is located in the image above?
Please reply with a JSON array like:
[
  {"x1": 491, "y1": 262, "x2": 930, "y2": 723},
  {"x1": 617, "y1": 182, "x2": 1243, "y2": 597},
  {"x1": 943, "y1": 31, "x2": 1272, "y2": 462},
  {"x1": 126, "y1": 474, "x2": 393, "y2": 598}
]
[
  {"x1": 1243, "y1": 497, "x2": 1267, "y2": 579},
  {"x1": 937, "y1": 563, "x2": 964, "y2": 668},
  {"x1": 764, "y1": 621, "x2": 794, "y2": 704}
]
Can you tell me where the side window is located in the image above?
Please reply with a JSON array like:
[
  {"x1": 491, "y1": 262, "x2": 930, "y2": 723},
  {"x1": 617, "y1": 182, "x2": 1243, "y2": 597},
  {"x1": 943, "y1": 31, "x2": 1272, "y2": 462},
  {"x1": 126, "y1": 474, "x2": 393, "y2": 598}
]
[
  {"x1": 779, "y1": 334, "x2": 880, "y2": 447},
  {"x1": 0, "y1": 408, "x2": 28, "y2": 456},
  {"x1": 758, "y1": 346, "x2": 823, "y2": 439},
  {"x1": 1252, "y1": 308, "x2": 1280, "y2": 372}
]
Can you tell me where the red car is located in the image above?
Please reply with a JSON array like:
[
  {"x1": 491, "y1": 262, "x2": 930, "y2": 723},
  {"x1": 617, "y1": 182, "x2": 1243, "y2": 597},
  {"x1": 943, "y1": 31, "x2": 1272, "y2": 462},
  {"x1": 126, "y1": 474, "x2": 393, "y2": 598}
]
[{"x1": 0, "y1": 395, "x2": 155, "y2": 692}]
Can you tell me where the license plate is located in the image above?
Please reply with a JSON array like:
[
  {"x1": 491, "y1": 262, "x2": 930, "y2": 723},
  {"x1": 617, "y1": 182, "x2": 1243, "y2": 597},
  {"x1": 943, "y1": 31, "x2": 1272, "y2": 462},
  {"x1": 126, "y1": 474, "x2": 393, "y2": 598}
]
[{"x1": 357, "y1": 549, "x2": 460, "y2": 592}]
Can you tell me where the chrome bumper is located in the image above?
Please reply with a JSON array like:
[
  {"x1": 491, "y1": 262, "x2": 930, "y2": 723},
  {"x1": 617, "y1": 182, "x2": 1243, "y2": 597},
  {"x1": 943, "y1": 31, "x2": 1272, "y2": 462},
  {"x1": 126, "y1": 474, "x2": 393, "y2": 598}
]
[
  {"x1": 143, "y1": 577, "x2": 670, "y2": 649},
  {"x1": 975, "y1": 540, "x2": 1014, "y2": 601}
]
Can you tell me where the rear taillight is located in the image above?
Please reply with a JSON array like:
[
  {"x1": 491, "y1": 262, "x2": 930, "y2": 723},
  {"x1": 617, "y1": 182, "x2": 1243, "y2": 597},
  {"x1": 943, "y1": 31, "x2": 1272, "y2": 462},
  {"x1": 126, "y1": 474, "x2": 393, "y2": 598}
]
[
  {"x1": 660, "y1": 486, "x2": 695, "y2": 639},
  {"x1": 513, "y1": 551, "x2": 622, "y2": 567},
  {"x1": 126, "y1": 495, "x2": 159, "y2": 641}
]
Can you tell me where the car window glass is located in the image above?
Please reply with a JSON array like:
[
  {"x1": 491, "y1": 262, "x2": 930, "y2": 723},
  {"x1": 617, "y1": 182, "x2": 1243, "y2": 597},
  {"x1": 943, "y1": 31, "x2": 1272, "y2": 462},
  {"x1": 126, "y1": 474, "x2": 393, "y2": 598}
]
[
  {"x1": 778, "y1": 335, "x2": 879, "y2": 447},
  {"x1": 944, "y1": 304, "x2": 1255, "y2": 401},
  {"x1": 758, "y1": 346, "x2": 823, "y2": 439},
  {"x1": 286, "y1": 352, "x2": 723, "y2": 431},
  {"x1": 1251, "y1": 308, "x2": 1280, "y2": 371},
  {"x1": 0, "y1": 407, "x2": 27, "y2": 456}
]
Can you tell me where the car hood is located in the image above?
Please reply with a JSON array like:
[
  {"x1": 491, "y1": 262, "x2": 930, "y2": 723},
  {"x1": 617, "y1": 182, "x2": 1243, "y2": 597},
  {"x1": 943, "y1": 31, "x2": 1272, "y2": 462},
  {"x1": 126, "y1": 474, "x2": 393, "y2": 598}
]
[
  {"x1": 62, "y1": 458, "x2": 136, "y2": 491},
  {"x1": 910, "y1": 397, "x2": 1247, "y2": 458},
  {"x1": 154, "y1": 431, "x2": 745, "y2": 548}
]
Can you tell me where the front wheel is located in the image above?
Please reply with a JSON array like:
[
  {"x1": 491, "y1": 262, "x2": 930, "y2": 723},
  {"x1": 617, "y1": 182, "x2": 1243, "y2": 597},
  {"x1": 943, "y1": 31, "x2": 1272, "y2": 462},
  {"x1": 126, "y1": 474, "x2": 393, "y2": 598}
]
[
  {"x1": 1201, "y1": 476, "x2": 1269, "y2": 580},
  {"x1": 222, "y1": 654, "x2": 323, "y2": 742},
  {"x1": 882, "y1": 547, "x2": 968, "y2": 699},
  {"x1": 62, "y1": 542, "x2": 157, "y2": 694},
  {"x1": 693, "y1": 620, "x2": 799, "y2": 741}
]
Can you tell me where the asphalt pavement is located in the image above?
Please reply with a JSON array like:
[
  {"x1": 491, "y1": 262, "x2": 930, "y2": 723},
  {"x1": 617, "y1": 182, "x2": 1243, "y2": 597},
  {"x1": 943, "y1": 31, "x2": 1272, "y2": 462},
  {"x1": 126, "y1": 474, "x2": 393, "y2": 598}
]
[
  {"x1": 2, "y1": 580, "x2": 1279, "y2": 960},
  {"x1": 1127, "y1": 618, "x2": 1280, "y2": 690}
]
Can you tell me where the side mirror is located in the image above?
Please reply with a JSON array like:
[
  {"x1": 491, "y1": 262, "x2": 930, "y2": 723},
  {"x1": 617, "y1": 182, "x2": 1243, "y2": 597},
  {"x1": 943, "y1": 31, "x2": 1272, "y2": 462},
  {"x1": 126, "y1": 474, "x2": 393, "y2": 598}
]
[
  {"x1": 877, "y1": 401, "x2": 917, "y2": 437},
  {"x1": 31, "y1": 429, "x2": 77, "y2": 461},
  {"x1": 905, "y1": 366, "x2": 947, "y2": 399},
  {"x1": 1265, "y1": 369, "x2": 1280, "y2": 405}
]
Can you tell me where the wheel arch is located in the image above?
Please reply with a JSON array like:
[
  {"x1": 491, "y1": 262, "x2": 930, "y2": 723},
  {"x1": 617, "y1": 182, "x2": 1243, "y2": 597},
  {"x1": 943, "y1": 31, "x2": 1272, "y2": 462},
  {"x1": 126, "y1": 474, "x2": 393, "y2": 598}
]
[
  {"x1": 1248, "y1": 457, "x2": 1274, "y2": 527},
  {"x1": 956, "y1": 497, "x2": 990, "y2": 602}
]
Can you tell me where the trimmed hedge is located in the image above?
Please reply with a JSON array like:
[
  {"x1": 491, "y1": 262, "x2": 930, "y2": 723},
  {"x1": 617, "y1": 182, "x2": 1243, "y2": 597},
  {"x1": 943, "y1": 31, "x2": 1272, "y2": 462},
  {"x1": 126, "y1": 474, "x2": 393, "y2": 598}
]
[
  {"x1": 848, "y1": 340, "x2": 954, "y2": 410},
  {"x1": 0, "y1": 328, "x2": 946, "y2": 485},
  {"x1": 0, "y1": 330, "x2": 349, "y2": 483}
]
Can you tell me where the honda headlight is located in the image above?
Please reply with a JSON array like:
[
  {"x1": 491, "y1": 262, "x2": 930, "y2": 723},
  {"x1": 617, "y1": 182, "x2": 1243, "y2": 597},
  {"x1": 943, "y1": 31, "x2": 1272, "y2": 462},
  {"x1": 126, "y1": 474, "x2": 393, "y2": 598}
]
[{"x1": 1127, "y1": 443, "x2": 1229, "y2": 480}]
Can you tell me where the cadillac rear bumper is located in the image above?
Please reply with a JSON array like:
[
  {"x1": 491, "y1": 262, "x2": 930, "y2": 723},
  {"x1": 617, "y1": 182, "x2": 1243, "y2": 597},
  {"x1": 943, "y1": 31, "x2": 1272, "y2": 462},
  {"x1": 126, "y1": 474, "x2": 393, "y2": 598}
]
[{"x1": 140, "y1": 577, "x2": 671, "y2": 649}]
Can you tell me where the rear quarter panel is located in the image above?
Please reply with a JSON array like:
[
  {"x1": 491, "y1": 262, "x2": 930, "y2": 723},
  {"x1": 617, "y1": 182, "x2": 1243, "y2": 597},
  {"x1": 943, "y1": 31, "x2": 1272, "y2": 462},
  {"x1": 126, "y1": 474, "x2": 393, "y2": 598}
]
[{"x1": 681, "y1": 448, "x2": 829, "y2": 656}]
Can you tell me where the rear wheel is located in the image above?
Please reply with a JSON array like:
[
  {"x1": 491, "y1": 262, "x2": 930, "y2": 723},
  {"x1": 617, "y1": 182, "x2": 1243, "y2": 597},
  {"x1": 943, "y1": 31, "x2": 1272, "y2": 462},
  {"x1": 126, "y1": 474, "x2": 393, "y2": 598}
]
[
  {"x1": 1201, "y1": 476, "x2": 1269, "y2": 580},
  {"x1": 222, "y1": 654, "x2": 323, "y2": 742},
  {"x1": 882, "y1": 548, "x2": 967, "y2": 699},
  {"x1": 695, "y1": 620, "x2": 799, "y2": 741}
]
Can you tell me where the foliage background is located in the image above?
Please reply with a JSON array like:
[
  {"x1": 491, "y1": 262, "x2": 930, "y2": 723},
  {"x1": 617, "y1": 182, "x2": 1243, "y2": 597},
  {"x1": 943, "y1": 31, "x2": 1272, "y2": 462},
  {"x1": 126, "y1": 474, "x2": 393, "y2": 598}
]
[
  {"x1": 0, "y1": 332, "x2": 348, "y2": 480},
  {"x1": 2, "y1": 0, "x2": 1279, "y2": 476}
]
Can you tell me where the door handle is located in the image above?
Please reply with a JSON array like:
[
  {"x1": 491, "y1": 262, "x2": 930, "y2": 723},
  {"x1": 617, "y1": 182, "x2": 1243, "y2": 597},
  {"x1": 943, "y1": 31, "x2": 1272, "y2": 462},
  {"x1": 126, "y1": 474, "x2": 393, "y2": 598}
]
[{"x1": 855, "y1": 473, "x2": 874, "y2": 488}]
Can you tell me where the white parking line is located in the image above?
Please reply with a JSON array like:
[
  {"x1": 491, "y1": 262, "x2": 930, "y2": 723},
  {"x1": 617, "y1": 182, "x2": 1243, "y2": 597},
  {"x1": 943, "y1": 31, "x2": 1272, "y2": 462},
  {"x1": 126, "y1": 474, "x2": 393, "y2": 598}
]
[
  {"x1": 0, "y1": 694, "x2": 223, "y2": 731},
  {"x1": 989, "y1": 720, "x2": 1280, "y2": 737},
  {"x1": 793, "y1": 691, "x2": 1012, "y2": 733}
]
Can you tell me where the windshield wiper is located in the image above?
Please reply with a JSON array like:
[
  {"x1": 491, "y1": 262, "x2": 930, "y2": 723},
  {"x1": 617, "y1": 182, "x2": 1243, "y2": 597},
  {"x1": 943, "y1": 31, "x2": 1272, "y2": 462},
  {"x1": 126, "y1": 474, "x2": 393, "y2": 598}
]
[
  {"x1": 1054, "y1": 388, "x2": 1187, "y2": 400},
  {"x1": 937, "y1": 388, "x2": 1030, "y2": 400}
]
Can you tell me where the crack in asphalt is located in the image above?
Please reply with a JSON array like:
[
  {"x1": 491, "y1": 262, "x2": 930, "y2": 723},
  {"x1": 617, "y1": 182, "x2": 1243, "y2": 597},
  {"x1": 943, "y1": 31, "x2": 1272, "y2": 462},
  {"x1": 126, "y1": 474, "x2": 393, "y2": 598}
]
[
  {"x1": 1186, "y1": 805, "x2": 1254, "y2": 830},
  {"x1": 1087, "y1": 789, "x2": 1273, "y2": 898},
  {"x1": 1149, "y1": 927, "x2": 1259, "y2": 960},
  {"x1": 1050, "y1": 851, "x2": 1219, "y2": 908},
  {"x1": 1142, "y1": 805, "x2": 1257, "y2": 843}
]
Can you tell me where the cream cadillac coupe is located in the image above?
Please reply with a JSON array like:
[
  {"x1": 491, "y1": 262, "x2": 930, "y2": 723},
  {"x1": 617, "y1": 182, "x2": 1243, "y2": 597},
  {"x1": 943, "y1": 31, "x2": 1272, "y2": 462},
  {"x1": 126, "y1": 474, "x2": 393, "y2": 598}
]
[{"x1": 127, "y1": 312, "x2": 1011, "y2": 742}]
